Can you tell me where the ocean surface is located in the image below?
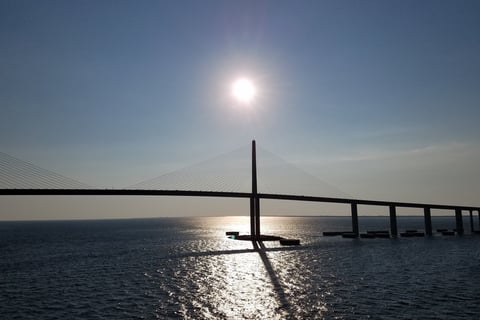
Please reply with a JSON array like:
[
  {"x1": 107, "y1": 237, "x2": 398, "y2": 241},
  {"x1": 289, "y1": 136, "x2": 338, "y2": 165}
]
[{"x1": 1, "y1": 216, "x2": 480, "y2": 319}]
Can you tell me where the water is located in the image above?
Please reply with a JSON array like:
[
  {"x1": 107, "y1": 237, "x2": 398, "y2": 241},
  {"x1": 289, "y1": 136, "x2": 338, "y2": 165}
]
[{"x1": 1, "y1": 216, "x2": 480, "y2": 319}]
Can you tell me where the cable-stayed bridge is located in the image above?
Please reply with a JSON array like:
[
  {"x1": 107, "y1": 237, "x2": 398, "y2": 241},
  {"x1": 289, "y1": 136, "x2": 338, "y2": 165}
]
[{"x1": 1, "y1": 141, "x2": 479, "y2": 238}]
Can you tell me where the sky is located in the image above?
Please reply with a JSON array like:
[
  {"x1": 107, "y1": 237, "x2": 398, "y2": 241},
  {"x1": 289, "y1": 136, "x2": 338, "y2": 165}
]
[{"x1": 1, "y1": 0, "x2": 480, "y2": 220}]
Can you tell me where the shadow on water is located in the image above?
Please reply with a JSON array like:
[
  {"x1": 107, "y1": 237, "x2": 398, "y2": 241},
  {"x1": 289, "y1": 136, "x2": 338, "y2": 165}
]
[
  {"x1": 170, "y1": 242, "x2": 300, "y2": 318},
  {"x1": 172, "y1": 243, "x2": 308, "y2": 259},
  {"x1": 254, "y1": 241, "x2": 294, "y2": 318}
]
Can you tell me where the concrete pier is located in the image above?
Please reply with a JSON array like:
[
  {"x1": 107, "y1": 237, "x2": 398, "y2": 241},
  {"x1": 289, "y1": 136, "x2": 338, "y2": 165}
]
[
  {"x1": 255, "y1": 197, "x2": 260, "y2": 239},
  {"x1": 351, "y1": 203, "x2": 359, "y2": 236},
  {"x1": 424, "y1": 207, "x2": 432, "y2": 236},
  {"x1": 250, "y1": 197, "x2": 255, "y2": 237},
  {"x1": 389, "y1": 205, "x2": 398, "y2": 237},
  {"x1": 455, "y1": 209, "x2": 464, "y2": 235},
  {"x1": 470, "y1": 210, "x2": 474, "y2": 233}
]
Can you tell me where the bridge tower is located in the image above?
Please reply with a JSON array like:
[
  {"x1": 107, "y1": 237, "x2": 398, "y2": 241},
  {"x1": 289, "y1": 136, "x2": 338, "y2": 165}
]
[{"x1": 251, "y1": 140, "x2": 260, "y2": 240}]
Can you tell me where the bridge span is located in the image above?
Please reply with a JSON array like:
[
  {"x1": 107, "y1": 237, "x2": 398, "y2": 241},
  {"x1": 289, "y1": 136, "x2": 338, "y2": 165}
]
[
  {"x1": 1, "y1": 140, "x2": 479, "y2": 238},
  {"x1": 1, "y1": 188, "x2": 479, "y2": 212},
  {"x1": 1, "y1": 187, "x2": 479, "y2": 237}
]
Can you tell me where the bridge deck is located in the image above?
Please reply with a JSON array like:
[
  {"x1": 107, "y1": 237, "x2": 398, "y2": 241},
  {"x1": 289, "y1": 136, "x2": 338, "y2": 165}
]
[{"x1": 1, "y1": 189, "x2": 478, "y2": 211}]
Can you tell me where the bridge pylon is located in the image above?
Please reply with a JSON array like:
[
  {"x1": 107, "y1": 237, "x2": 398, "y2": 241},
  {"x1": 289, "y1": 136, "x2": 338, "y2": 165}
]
[{"x1": 251, "y1": 140, "x2": 260, "y2": 240}]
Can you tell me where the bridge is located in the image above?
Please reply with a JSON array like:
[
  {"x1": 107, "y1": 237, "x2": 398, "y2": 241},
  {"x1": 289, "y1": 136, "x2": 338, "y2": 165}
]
[{"x1": 1, "y1": 141, "x2": 479, "y2": 238}]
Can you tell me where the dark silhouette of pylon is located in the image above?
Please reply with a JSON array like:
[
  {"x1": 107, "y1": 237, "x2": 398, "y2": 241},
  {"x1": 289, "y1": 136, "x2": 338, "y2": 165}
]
[{"x1": 251, "y1": 140, "x2": 260, "y2": 239}]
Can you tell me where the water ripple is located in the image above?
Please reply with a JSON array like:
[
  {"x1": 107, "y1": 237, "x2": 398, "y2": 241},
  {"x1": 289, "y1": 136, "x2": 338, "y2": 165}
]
[{"x1": 2, "y1": 217, "x2": 480, "y2": 319}]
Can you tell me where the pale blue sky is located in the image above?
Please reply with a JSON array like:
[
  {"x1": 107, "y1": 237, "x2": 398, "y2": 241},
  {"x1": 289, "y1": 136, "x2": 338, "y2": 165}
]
[{"x1": 1, "y1": 0, "x2": 479, "y2": 219}]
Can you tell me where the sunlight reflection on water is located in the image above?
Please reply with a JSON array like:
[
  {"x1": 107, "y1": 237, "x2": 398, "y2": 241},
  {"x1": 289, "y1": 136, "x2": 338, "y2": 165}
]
[
  {"x1": 150, "y1": 216, "x2": 480, "y2": 319},
  {"x1": 3, "y1": 216, "x2": 480, "y2": 319},
  {"x1": 171, "y1": 247, "x2": 296, "y2": 319},
  {"x1": 153, "y1": 216, "x2": 332, "y2": 319}
]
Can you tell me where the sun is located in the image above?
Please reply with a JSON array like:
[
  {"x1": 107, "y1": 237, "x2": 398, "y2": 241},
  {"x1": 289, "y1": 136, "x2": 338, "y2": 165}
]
[{"x1": 231, "y1": 78, "x2": 256, "y2": 104}]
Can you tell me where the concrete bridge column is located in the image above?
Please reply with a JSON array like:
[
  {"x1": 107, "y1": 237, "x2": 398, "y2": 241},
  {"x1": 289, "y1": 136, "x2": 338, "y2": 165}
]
[
  {"x1": 469, "y1": 210, "x2": 474, "y2": 233},
  {"x1": 478, "y1": 210, "x2": 480, "y2": 230},
  {"x1": 424, "y1": 207, "x2": 432, "y2": 236},
  {"x1": 389, "y1": 205, "x2": 398, "y2": 237},
  {"x1": 351, "y1": 203, "x2": 359, "y2": 236},
  {"x1": 250, "y1": 197, "x2": 255, "y2": 237},
  {"x1": 255, "y1": 197, "x2": 260, "y2": 240},
  {"x1": 455, "y1": 209, "x2": 464, "y2": 235}
]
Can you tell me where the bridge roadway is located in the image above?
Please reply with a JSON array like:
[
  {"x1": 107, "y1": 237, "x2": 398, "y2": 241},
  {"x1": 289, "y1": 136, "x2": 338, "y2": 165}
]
[{"x1": 1, "y1": 188, "x2": 479, "y2": 211}]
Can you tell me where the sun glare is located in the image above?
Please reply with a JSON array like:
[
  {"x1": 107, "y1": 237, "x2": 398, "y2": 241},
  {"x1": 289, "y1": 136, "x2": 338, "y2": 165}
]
[{"x1": 231, "y1": 78, "x2": 256, "y2": 104}]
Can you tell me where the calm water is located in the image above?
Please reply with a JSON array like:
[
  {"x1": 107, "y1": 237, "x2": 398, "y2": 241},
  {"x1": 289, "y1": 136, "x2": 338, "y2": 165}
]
[{"x1": 1, "y1": 216, "x2": 480, "y2": 319}]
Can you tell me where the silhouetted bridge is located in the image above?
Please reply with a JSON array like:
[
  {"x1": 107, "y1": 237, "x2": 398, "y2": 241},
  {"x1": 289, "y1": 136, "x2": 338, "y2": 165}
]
[{"x1": 1, "y1": 141, "x2": 479, "y2": 238}]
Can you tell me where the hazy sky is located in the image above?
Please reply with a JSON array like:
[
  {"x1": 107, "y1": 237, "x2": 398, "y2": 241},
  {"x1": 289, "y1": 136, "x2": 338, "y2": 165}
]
[{"x1": 1, "y1": 0, "x2": 479, "y2": 219}]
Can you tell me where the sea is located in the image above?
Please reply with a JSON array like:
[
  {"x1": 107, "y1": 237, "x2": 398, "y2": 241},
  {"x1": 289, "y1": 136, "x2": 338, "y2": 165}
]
[{"x1": 1, "y1": 216, "x2": 480, "y2": 320}]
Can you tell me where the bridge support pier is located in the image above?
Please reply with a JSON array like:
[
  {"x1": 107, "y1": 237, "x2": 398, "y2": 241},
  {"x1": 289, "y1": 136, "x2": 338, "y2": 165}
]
[
  {"x1": 351, "y1": 203, "x2": 359, "y2": 236},
  {"x1": 455, "y1": 209, "x2": 464, "y2": 235},
  {"x1": 470, "y1": 210, "x2": 474, "y2": 233},
  {"x1": 424, "y1": 207, "x2": 432, "y2": 236},
  {"x1": 389, "y1": 205, "x2": 398, "y2": 237},
  {"x1": 250, "y1": 197, "x2": 256, "y2": 238},
  {"x1": 255, "y1": 197, "x2": 260, "y2": 240}
]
